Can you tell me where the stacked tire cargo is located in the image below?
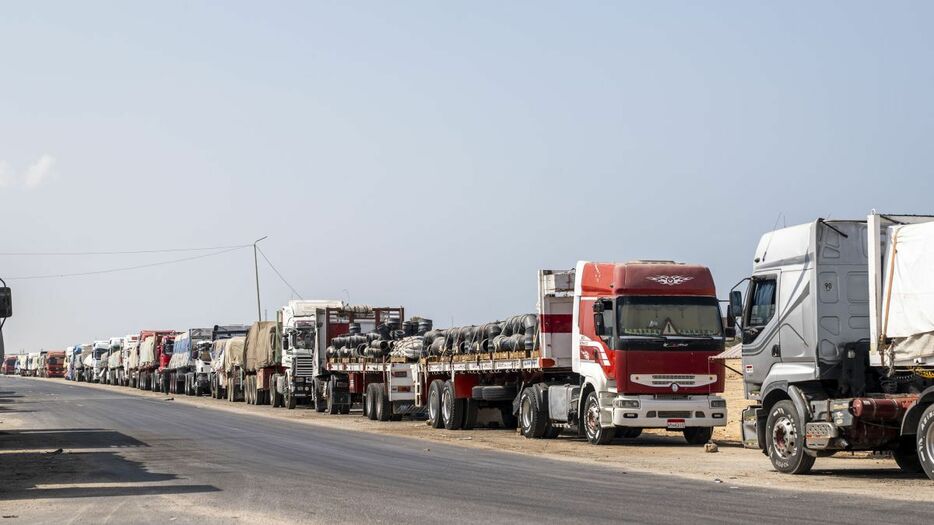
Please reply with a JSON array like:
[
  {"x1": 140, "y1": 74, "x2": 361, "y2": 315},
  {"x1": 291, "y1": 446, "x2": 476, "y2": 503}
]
[{"x1": 327, "y1": 317, "x2": 433, "y2": 363}]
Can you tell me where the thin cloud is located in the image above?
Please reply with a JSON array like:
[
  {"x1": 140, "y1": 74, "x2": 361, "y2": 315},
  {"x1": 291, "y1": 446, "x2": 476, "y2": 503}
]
[
  {"x1": 23, "y1": 154, "x2": 56, "y2": 189},
  {"x1": 0, "y1": 154, "x2": 58, "y2": 189}
]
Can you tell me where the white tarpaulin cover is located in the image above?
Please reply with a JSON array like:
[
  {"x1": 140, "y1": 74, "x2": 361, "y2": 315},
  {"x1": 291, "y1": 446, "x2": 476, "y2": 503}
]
[
  {"x1": 882, "y1": 222, "x2": 934, "y2": 362},
  {"x1": 883, "y1": 222, "x2": 934, "y2": 337}
]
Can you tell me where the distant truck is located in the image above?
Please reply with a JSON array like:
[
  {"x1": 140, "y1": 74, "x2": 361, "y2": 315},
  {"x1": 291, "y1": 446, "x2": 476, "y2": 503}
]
[
  {"x1": 41, "y1": 350, "x2": 65, "y2": 378},
  {"x1": 271, "y1": 300, "x2": 346, "y2": 409},
  {"x1": 134, "y1": 330, "x2": 176, "y2": 392},
  {"x1": 105, "y1": 337, "x2": 124, "y2": 385},
  {"x1": 26, "y1": 352, "x2": 43, "y2": 376},
  {"x1": 318, "y1": 262, "x2": 729, "y2": 445},
  {"x1": 121, "y1": 335, "x2": 140, "y2": 387},
  {"x1": 84, "y1": 341, "x2": 111, "y2": 383},
  {"x1": 225, "y1": 321, "x2": 279, "y2": 404},
  {"x1": 74, "y1": 343, "x2": 93, "y2": 381},
  {"x1": 15, "y1": 355, "x2": 26, "y2": 375},
  {"x1": 166, "y1": 326, "x2": 249, "y2": 396},
  {"x1": 733, "y1": 213, "x2": 934, "y2": 479},
  {"x1": 2, "y1": 356, "x2": 15, "y2": 375},
  {"x1": 211, "y1": 336, "x2": 245, "y2": 400}
]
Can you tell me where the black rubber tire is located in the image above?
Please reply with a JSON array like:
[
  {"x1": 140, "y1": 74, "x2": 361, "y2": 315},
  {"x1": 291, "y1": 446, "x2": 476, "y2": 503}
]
[
  {"x1": 766, "y1": 400, "x2": 815, "y2": 474},
  {"x1": 462, "y1": 399, "x2": 479, "y2": 430},
  {"x1": 365, "y1": 384, "x2": 377, "y2": 420},
  {"x1": 375, "y1": 384, "x2": 391, "y2": 422},
  {"x1": 326, "y1": 378, "x2": 339, "y2": 415},
  {"x1": 441, "y1": 380, "x2": 465, "y2": 430},
  {"x1": 893, "y1": 436, "x2": 923, "y2": 474},
  {"x1": 428, "y1": 380, "x2": 445, "y2": 429},
  {"x1": 286, "y1": 390, "x2": 296, "y2": 410},
  {"x1": 519, "y1": 388, "x2": 548, "y2": 438},
  {"x1": 683, "y1": 427, "x2": 713, "y2": 445},
  {"x1": 478, "y1": 385, "x2": 516, "y2": 402},
  {"x1": 313, "y1": 379, "x2": 326, "y2": 412},
  {"x1": 583, "y1": 390, "x2": 614, "y2": 445},
  {"x1": 915, "y1": 404, "x2": 934, "y2": 480},
  {"x1": 617, "y1": 427, "x2": 643, "y2": 439},
  {"x1": 270, "y1": 377, "x2": 281, "y2": 408}
]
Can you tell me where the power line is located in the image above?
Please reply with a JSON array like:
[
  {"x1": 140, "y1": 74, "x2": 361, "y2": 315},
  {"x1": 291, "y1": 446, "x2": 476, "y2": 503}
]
[
  {"x1": 6, "y1": 246, "x2": 248, "y2": 280},
  {"x1": 0, "y1": 243, "x2": 252, "y2": 256},
  {"x1": 256, "y1": 245, "x2": 303, "y2": 299}
]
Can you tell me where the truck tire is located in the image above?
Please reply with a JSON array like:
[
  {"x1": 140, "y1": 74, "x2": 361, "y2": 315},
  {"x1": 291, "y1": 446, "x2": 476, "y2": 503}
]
[
  {"x1": 583, "y1": 390, "x2": 614, "y2": 445},
  {"x1": 270, "y1": 376, "x2": 281, "y2": 407},
  {"x1": 428, "y1": 380, "x2": 445, "y2": 429},
  {"x1": 375, "y1": 384, "x2": 391, "y2": 422},
  {"x1": 313, "y1": 379, "x2": 327, "y2": 413},
  {"x1": 441, "y1": 380, "x2": 465, "y2": 430},
  {"x1": 364, "y1": 384, "x2": 376, "y2": 420},
  {"x1": 617, "y1": 427, "x2": 642, "y2": 439},
  {"x1": 519, "y1": 388, "x2": 548, "y2": 438},
  {"x1": 893, "y1": 437, "x2": 923, "y2": 474},
  {"x1": 326, "y1": 379, "x2": 339, "y2": 415},
  {"x1": 766, "y1": 400, "x2": 815, "y2": 474},
  {"x1": 286, "y1": 390, "x2": 296, "y2": 410},
  {"x1": 683, "y1": 427, "x2": 713, "y2": 445},
  {"x1": 916, "y1": 404, "x2": 934, "y2": 480}
]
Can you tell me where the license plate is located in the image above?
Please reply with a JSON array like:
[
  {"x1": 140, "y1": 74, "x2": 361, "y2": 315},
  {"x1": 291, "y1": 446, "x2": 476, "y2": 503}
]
[{"x1": 666, "y1": 419, "x2": 686, "y2": 430}]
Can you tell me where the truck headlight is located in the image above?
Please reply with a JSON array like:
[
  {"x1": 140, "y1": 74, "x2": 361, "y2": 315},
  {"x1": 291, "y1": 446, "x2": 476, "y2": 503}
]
[
  {"x1": 615, "y1": 399, "x2": 640, "y2": 409},
  {"x1": 710, "y1": 399, "x2": 727, "y2": 408}
]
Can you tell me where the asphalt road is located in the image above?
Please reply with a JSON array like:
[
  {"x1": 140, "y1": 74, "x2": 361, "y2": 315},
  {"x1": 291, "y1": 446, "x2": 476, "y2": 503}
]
[{"x1": 0, "y1": 376, "x2": 930, "y2": 524}]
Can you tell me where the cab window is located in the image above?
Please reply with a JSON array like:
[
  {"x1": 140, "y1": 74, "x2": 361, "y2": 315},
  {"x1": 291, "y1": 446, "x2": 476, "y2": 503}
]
[{"x1": 746, "y1": 278, "x2": 777, "y2": 327}]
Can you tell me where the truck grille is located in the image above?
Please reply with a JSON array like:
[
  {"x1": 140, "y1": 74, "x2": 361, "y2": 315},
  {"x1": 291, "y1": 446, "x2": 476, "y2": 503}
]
[
  {"x1": 294, "y1": 356, "x2": 315, "y2": 378},
  {"x1": 657, "y1": 411, "x2": 692, "y2": 418}
]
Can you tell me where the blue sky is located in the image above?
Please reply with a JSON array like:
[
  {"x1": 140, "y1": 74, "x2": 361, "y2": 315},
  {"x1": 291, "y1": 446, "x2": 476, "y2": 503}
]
[{"x1": 1, "y1": 2, "x2": 932, "y2": 352}]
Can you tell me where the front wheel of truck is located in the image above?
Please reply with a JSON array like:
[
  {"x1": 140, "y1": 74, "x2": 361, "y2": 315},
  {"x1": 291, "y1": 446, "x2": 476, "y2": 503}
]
[
  {"x1": 683, "y1": 427, "x2": 713, "y2": 445},
  {"x1": 582, "y1": 391, "x2": 614, "y2": 445},
  {"x1": 915, "y1": 404, "x2": 934, "y2": 480},
  {"x1": 766, "y1": 400, "x2": 815, "y2": 474}
]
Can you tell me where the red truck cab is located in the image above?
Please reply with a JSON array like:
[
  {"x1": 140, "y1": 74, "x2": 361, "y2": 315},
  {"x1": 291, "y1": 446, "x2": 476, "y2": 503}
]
[{"x1": 574, "y1": 260, "x2": 729, "y2": 444}]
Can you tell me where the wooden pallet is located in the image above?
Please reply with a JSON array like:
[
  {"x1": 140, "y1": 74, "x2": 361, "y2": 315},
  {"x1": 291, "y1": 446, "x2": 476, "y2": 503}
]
[{"x1": 389, "y1": 356, "x2": 409, "y2": 364}]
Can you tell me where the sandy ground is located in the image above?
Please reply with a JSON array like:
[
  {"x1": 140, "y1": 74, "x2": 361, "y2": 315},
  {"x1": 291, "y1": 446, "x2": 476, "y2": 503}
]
[{"x1": 10, "y1": 364, "x2": 934, "y2": 504}]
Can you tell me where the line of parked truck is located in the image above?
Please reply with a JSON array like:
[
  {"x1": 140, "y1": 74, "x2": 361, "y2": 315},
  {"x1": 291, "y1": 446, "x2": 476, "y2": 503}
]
[
  {"x1": 2, "y1": 351, "x2": 65, "y2": 378},
  {"x1": 10, "y1": 211, "x2": 934, "y2": 481}
]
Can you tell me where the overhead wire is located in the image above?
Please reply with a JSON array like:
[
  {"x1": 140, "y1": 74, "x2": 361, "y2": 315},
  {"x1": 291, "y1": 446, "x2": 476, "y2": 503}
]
[
  {"x1": 0, "y1": 243, "x2": 252, "y2": 256},
  {"x1": 5, "y1": 246, "x2": 248, "y2": 280},
  {"x1": 256, "y1": 245, "x2": 304, "y2": 299}
]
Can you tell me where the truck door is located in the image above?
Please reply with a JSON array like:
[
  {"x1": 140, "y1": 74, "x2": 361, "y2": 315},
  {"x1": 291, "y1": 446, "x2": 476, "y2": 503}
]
[{"x1": 742, "y1": 274, "x2": 780, "y2": 387}]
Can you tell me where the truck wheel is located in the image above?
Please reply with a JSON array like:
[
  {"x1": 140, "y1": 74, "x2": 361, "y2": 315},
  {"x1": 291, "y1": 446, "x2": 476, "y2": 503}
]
[
  {"x1": 519, "y1": 388, "x2": 548, "y2": 438},
  {"x1": 286, "y1": 390, "x2": 296, "y2": 409},
  {"x1": 617, "y1": 427, "x2": 642, "y2": 439},
  {"x1": 683, "y1": 427, "x2": 713, "y2": 445},
  {"x1": 583, "y1": 391, "x2": 614, "y2": 445},
  {"x1": 270, "y1": 377, "x2": 281, "y2": 407},
  {"x1": 428, "y1": 380, "x2": 445, "y2": 429},
  {"x1": 441, "y1": 380, "x2": 465, "y2": 430},
  {"x1": 893, "y1": 437, "x2": 923, "y2": 474},
  {"x1": 326, "y1": 379, "x2": 339, "y2": 415},
  {"x1": 766, "y1": 400, "x2": 815, "y2": 474},
  {"x1": 364, "y1": 384, "x2": 376, "y2": 420},
  {"x1": 376, "y1": 384, "x2": 391, "y2": 422},
  {"x1": 915, "y1": 404, "x2": 934, "y2": 480},
  {"x1": 313, "y1": 379, "x2": 327, "y2": 412}
]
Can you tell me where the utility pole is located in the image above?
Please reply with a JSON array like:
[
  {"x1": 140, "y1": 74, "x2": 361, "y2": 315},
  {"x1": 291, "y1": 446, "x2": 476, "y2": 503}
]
[{"x1": 253, "y1": 236, "x2": 268, "y2": 323}]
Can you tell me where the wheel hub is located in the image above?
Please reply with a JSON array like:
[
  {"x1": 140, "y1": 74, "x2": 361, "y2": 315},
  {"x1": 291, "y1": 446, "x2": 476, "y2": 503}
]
[
  {"x1": 585, "y1": 399, "x2": 600, "y2": 437},
  {"x1": 772, "y1": 416, "x2": 797, "y2": 458}
]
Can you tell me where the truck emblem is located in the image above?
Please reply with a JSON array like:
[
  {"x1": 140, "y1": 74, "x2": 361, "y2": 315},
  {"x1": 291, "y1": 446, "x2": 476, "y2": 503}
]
[{"x1": 647, "y1": 275, "x2": 694, "y2": 286}]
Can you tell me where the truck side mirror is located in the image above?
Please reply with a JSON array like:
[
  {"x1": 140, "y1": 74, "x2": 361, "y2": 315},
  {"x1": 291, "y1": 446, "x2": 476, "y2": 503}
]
[
  {"x1": 0, "y1": 287, "x2": 11, "y2": 319},
  {"x1": 729, "y1": 291, "x2": 743, "y2": 327}
]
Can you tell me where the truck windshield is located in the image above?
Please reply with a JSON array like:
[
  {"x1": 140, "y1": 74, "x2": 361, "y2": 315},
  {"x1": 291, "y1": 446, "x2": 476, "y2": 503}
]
[
  {"x1": 617, "y1": 296, "x2": 723, "y2": 338},
  {"x1": 293, "y1": 329, "x2": 315, "y2": 350}
]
